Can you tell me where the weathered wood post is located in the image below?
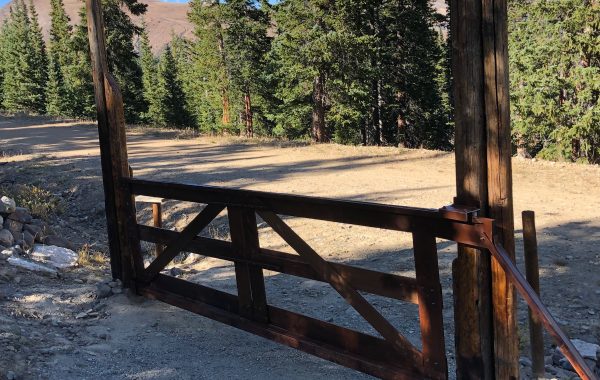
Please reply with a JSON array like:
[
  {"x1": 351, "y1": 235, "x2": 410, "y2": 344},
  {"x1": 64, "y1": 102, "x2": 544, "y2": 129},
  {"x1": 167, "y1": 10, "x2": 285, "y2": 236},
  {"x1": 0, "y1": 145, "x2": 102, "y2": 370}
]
[
  {"x1": 86, "y1": 0, "x2": 143, "y2": 287},
  {"x1": 450, "y1": 0, "x2": 518, "y2": 378}
]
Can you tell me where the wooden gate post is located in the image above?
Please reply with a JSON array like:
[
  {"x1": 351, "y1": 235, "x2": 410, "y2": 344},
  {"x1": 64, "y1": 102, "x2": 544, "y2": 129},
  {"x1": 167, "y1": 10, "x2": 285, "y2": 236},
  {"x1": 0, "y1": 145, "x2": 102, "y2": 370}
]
[
  {"x1": 450, "y1": 0, "x2": 518, "y2": 379},
  {"x1": 86, "y1": 0, "x2": 143, "y2": 286}
]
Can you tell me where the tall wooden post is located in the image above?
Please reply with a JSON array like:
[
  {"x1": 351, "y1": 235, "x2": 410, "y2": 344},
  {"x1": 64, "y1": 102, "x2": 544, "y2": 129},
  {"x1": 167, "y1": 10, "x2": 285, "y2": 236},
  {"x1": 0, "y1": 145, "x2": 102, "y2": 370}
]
[
  {"x1": 450, "y1": 0, "x2": 518, "y2": 378},
  {"x1": 86, "y1": 0, "x2": 143, "y2": 286}
]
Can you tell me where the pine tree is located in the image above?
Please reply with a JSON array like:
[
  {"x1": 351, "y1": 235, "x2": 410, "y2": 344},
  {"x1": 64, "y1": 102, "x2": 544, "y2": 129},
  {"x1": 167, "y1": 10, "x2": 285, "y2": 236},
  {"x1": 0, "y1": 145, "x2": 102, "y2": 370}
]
[
  {"x1": 271, "y1": 0, "x2": 338, "y2": 142},
  {"x1": 139, "y1": 22, "x2": 160, "y2": 123},
  {"x1": 188, "y1": 0, "x2": 234, "y2": 132},
  {"x1": 102, "y1": 0, "x2": 148, "y2": 123},
  {"x1": 46, "y1": 0, "x2": 74, "y2": 116},
  {"x1": 26, "y1": 0, "x2": 47, "y2": 113},
  {"x1": 509, "y1": 0, "x2": 600, "y2": 163},
  {"x1": 156, "y1": 45, "x2": 191, "y2": 127},
  {"x1": 2, "y1": 0, "x2": 46, "y2": 113},
  {"x1": 222, "y1": 0, "x2": 272, "y2": 137}
]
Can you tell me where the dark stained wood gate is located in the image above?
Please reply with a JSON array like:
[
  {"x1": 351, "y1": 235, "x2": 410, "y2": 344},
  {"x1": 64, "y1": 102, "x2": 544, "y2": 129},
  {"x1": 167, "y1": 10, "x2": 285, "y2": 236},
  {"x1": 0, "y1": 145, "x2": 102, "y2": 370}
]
[
  {"x1": 84, "y1": 0, "x2": 597, "y2": 377},
  {"x1": 125, "y1": 179, "x2": 497, "y2": 380}
]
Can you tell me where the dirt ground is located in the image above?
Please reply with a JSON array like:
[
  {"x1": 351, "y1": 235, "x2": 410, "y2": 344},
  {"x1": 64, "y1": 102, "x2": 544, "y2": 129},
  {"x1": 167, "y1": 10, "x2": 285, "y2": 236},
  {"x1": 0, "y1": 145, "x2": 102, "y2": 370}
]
[{"x1": 0, "y1": 116, "x2": 599, "y2": 380}]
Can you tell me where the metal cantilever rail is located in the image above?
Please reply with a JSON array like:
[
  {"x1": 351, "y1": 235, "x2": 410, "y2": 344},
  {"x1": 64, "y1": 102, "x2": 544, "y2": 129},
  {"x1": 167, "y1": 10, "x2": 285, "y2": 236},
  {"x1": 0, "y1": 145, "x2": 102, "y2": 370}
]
[{"x1": 480, "y1": 232, "x2": 597, "y2": 380}]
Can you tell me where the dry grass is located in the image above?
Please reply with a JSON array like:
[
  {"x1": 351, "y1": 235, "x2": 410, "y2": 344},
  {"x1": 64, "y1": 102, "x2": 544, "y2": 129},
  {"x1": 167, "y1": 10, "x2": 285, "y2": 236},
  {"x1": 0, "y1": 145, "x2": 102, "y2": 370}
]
[
  {"x1": 76, "y1": 244, "x2": 108, "y2": 267},
  {"x1": 0, "y1": 184, "x2": 63, "y2": 219}
]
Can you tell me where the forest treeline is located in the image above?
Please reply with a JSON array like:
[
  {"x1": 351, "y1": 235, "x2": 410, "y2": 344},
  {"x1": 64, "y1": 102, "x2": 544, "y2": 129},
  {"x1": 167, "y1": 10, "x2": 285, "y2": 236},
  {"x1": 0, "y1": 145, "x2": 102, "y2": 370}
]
[{"x1": 0, "y1": 0, "x2": 598, "y2": 163}]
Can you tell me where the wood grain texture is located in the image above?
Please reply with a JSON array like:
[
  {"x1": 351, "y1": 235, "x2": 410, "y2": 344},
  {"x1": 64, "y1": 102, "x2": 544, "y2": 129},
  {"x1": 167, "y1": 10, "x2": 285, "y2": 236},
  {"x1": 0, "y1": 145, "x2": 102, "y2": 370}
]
[
  {"x1": 449, "y1": 0, "x2": 494, "y2": 377},
  {"x1": 481, "y1": 0, "x2": 519, "y2": 377}
]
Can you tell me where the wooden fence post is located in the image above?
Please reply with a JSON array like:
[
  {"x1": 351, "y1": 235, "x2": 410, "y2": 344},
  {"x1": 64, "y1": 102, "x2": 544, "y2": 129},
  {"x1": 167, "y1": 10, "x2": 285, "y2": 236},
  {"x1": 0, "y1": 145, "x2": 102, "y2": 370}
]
[
  {"x1": 86, "y1": 0, "x2": 143, "y2": 286},
  {"x1": 450, "y1": 0, "x2": 518, "y2": 378}
]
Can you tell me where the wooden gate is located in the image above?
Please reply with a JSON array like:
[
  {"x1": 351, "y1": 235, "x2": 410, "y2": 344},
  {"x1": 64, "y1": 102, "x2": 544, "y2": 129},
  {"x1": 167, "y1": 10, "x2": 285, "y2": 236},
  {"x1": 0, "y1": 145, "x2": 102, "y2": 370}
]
[
  {"x1": 85, "y1": 0, "x2": 597, "y2": 377},
  {"x1": 124, "y1": 179, "x2": 499, "y2": 380}
]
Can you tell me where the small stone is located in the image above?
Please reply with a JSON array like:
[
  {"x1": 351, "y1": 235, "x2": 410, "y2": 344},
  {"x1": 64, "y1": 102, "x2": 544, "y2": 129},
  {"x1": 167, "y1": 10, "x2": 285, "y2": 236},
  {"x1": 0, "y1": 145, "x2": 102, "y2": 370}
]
[
  {"x1": 587, "y1": 310, "x2": 596, "y2": 315},
  {"x1": 75, "y1": 312, "x2": 88, "y2": 319},
  {"x1": 6, "y1": 370, "x2": 17, "y2": 380},
  {"x1": 8, "y1": 208, "x2": 32, "y2": 224},
  {"x1": 519, "y1": 356, "x2": 532, "y2": 367},
  {"x1": 111, "y1": 287, "x2": 122, "y2": 295},
  {"x1": 559, "y1": 357, "x2": 574, "y2": 371},
  {"x1": 170, "y1": 267, "x2": 184, "y2": 277},
  {"x1": 73, "y1": 278, "x2": 84, "y2": 284},
  {"x1": 0, "y1": 229, "x2": 14, "y2": 247},
  {"x1": 42, "y1": 235, "x2": 76, "y2": 251},
  {"x1": 0, "y1": 215, "x2": 3, "y2": 226},
  {"x1": 95, "y1": 283, "x2": 112, "y2": 299},
  {"x1": 0, "y1": 196, "x2": 16, "y2": 214}
]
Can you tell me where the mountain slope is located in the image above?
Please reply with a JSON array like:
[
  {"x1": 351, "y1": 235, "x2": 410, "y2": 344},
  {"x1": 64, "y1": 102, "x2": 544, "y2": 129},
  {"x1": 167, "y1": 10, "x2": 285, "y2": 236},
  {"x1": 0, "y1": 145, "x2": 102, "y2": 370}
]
[{"x1": 0, "y1": 0, "x2": 193, "y2": 52}]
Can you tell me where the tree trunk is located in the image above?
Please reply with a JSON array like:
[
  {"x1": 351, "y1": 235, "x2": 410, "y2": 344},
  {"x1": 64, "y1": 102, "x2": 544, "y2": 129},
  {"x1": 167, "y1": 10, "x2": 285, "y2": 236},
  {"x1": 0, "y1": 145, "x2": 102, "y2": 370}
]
[
  {"x1": 397, "y1": 113, "x2": 407, "y2": 148},
  {"x1": 312, "y1": 73, "x2": 327, "y2": 143},
  {"x1": 222, "y1": 89, "x2": 231, "y2": 126},
  {"x1": 217, "y1": 30, "x2": 230, "y2": 126},
  {"x1": 244, "y1": 89, "x2": 253, "y2": 138},
  {"x1": 372, "y1": 80, "x2": 383, "y2": 146}
]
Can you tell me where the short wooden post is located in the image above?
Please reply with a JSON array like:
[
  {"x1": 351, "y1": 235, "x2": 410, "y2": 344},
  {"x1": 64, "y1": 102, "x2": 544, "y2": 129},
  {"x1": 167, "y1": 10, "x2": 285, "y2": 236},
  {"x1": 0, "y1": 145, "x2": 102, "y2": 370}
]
[
  {"x1": 522, "y1": 211, "x2": 545, "y2": 379},
  {"x1": 152, "y1": 203, "x2": 163, "y2": 255}
]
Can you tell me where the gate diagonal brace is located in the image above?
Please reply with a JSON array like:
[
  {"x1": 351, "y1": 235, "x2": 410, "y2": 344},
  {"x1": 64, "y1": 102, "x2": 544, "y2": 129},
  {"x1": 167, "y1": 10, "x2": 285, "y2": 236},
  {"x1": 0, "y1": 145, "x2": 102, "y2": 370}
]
[
  {"x1": 143, "y1": 204, "x2": 225, "y2": 282},
  {"x1": 258, "y1": 210, "x2": 423, "y2": 365}
]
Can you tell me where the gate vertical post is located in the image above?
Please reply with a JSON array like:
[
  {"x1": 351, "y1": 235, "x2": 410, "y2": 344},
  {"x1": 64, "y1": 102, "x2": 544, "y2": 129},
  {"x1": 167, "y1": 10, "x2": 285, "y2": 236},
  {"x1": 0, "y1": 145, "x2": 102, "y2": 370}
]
[
  {"x1": 450, "y1": 0, "x2": 518, "y2": 378},
  {"x1": 482, "y1": 0, "x2": 519, "y2": 378},
  {"x1": 449, "y1": 0, "x2": 494, "y2": 378},
  {"x1": 86, "y1": 0, "x2": 142, "y2": 286}
]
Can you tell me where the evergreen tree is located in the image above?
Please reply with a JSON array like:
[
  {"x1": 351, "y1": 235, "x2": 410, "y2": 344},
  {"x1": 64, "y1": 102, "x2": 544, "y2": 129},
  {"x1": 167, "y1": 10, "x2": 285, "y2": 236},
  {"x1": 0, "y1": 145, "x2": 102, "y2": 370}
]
[
  {"x1": 2, "y1": 0, "x2": 47, "y2": 113},
  {"x1": 509, "y1": 0, "x2": 600, "y2": 163},
  {"x1": 102, "y1": 0, "x2": 148, "y2": 123},
  {"x1": 139, "y1": 22, "x2": 160, "y2": 123},
  {"x1": 69, "y1": 7, "x2": 96, "y2": 118},
  {"x1": 46, "y1": 0, "x2": 74, "y2": 116},
  {"x1": 26, "y1": 0, "x2": 48, "y2": 113},
  {"x1": 221, "y1": 0, "x2": 272, "y2": 137},
  {"x1": 45, "y1": 53, "x2": 65, "y2": 116},
  {"x1": 188, "y1": 0, "x2": 234, "y2": 133},
  {"x1": 156, "y1": 45, "x2": 191, "y2": 127},
  {"x1": 270, "y1": 0, "x2": 339, "y2": 142}
]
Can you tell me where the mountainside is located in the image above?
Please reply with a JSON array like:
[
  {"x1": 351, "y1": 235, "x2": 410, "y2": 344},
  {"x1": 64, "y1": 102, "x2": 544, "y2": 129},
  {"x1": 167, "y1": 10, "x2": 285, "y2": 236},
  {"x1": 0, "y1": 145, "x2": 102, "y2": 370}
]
[{"x1": 0, "y1": 0, "x2": 194, "y2": 52}]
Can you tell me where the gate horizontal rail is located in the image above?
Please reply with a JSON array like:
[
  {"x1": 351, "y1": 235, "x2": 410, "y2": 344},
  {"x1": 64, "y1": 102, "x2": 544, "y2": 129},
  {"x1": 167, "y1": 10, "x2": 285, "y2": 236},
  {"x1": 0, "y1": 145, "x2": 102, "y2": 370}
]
[{"x1": 124, "y1": 177, "x2": 595, "y2": 380}]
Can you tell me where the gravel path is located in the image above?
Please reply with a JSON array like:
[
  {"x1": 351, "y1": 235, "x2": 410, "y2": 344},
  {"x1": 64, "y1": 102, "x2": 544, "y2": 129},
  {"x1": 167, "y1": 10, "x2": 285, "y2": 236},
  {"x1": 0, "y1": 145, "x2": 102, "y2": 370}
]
[{"x1": 0, "y1": 116, "x2": 599, "y2": 380}]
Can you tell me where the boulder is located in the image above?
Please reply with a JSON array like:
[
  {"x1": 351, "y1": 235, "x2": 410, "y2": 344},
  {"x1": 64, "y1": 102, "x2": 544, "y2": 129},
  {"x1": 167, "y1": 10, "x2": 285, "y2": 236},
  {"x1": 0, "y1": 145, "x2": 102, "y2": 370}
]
[
  {"x1": 42, "y1": 235, "x2": 75, "y2": 251},
  {"x1": 0, "y1": 196, "x2": 16, "y2": 214},
  {"x1": 4, "y1": 218, "x2": 23, "y2": 234},
  {"x1": 23, "y1": 224, "x2": 42, "y2": 238},
  {"x1": 7, "y1": 207, "x2": 32, "y2": 224},
  {"x1": 560, "y1": 339, "x2": 600, "y2": 361},
  {"x1": 7, "y1": 256, "x2": 58, "y2": 276},
  {"x1": 30, "y1": 245, "x2": 78, "y2": 269},
  {"x1": 0, "y1": 229, "x2": 14, "y2": 247}
]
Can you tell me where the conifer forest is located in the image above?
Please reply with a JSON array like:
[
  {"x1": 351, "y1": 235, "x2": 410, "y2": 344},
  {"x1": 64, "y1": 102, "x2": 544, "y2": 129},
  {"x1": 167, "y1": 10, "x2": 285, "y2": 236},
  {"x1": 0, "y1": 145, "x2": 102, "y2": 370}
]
[{"x1": 0, "y1": 0, "x2": 598, "y2": 163}]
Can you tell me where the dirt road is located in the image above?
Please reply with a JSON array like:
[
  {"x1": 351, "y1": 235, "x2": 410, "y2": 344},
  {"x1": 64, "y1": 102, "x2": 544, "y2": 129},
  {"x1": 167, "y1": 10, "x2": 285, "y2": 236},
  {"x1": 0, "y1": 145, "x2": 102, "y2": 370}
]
[{"x1": 1, "y1": 116, "x2": 599, "y2": 379}]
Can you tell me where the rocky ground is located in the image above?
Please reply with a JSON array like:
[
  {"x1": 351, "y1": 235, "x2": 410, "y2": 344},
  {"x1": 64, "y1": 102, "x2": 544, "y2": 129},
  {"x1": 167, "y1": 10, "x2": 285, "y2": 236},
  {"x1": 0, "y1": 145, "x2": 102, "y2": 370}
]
[{"x1": 0, "y1": 116, "x2": 599, "y2": 379}]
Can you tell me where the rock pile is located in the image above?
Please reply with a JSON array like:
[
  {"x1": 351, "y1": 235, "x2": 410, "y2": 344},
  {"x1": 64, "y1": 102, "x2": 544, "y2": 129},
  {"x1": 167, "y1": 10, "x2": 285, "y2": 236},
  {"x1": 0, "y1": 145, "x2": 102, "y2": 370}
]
[
  {"x1": 1, "y1": 195, "x2": 77, "y2": 274},
  {"x1": 520, "y1": 339, "x2": 600, "y2": 378}
]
